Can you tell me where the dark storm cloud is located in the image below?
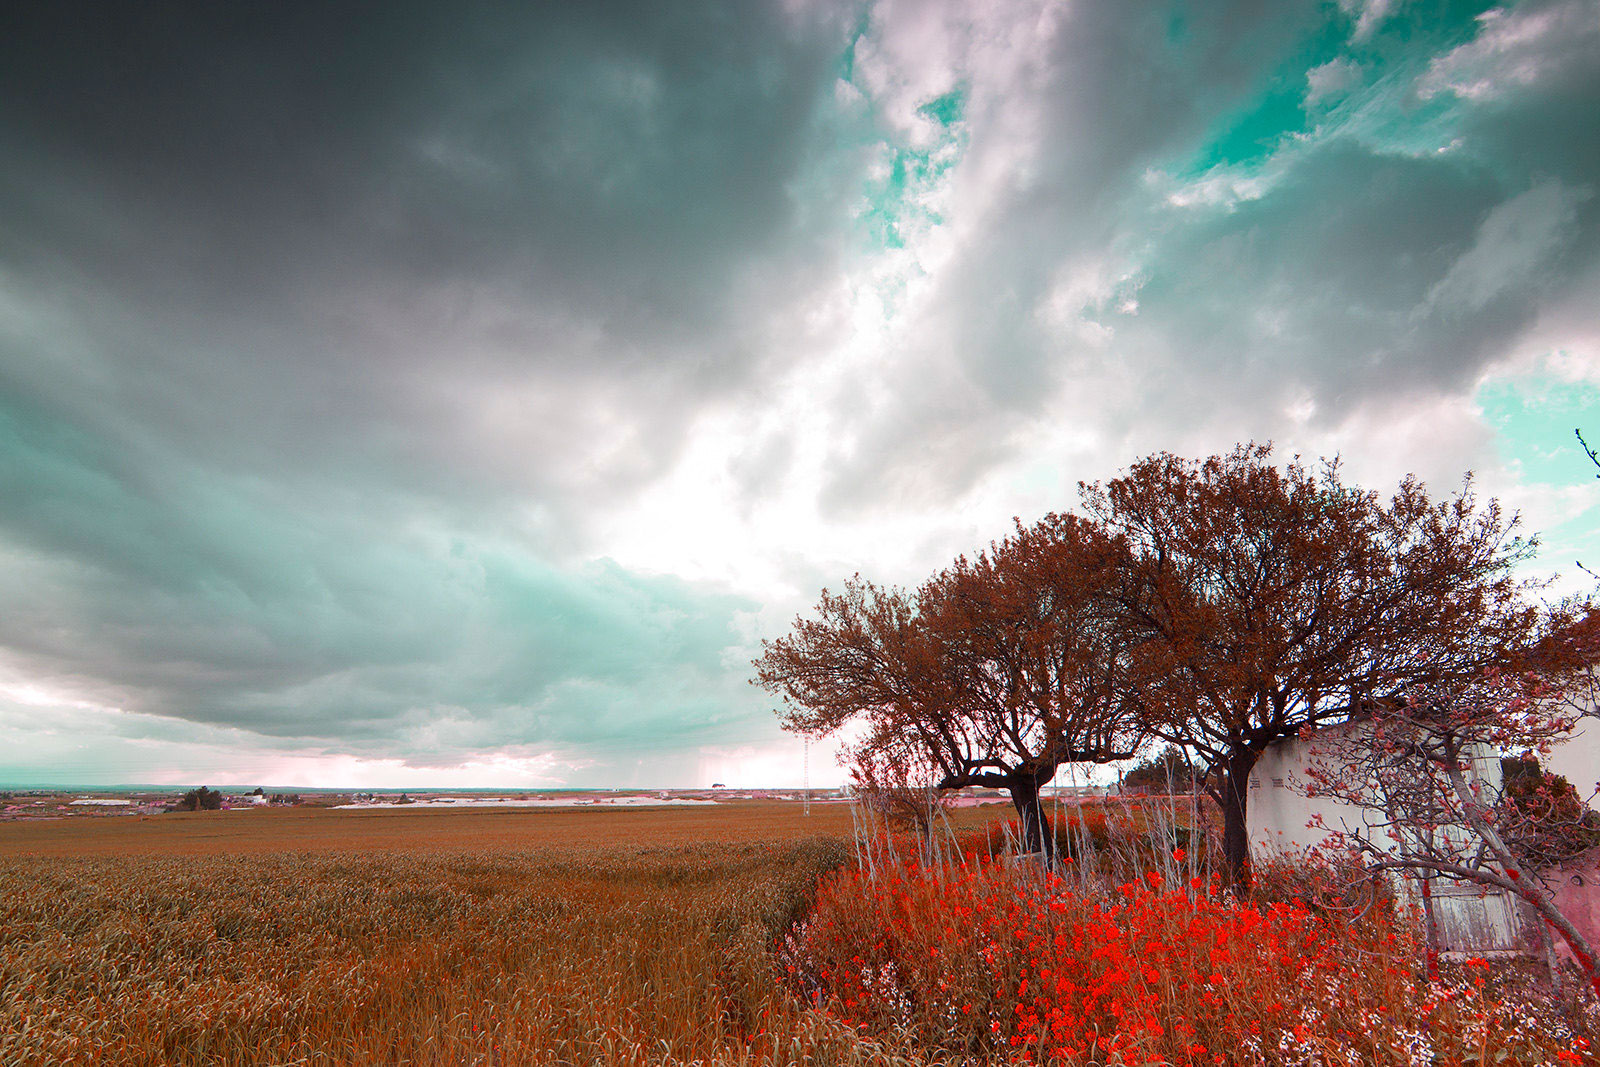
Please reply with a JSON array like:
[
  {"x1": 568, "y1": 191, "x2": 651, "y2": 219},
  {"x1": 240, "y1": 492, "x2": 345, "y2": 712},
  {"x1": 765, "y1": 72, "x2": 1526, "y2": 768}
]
[
  {"x1": 0, "y1": 0, "x2": 854, "y2": 761},
  {"x1": 0, "y1": 378, "x2": 763, "y2": 758},
  {"x1": 2, "y1": 0, "x2": 1596, "y2": 781},
  {"x1": 1120, "y1": 3, "x2": 1600, "y2": 424},
  {"x1": 0, "y1": 0, "x2": 856, "y2": 516},
  {"x1": 2, "y1": 1, "x2": 838, "y2": 305}
]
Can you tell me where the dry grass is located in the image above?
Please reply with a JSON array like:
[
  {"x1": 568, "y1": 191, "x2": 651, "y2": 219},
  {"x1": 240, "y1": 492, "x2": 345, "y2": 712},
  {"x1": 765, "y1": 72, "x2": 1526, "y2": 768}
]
[
  {"x1": 0, "y1": 803, "x2": 1011, "y2": 1066},
  {"x1": 17, "y1": 799, "x2": 1589, "y2": 1066},
  {"x1": 2, "y1": 841, "x2": 915, "y2": 1066}
]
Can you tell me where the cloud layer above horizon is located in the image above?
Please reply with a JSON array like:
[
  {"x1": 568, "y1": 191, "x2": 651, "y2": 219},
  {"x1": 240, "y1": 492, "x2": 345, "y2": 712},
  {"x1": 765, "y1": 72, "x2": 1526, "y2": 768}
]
[{"x1": 1, "y1": 0, "x2": 1596, "y2": 787}]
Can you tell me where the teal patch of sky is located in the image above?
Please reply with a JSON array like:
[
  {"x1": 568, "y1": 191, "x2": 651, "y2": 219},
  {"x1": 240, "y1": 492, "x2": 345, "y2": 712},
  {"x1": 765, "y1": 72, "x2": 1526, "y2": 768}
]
[
  {"x1": 917, "y1": 87, "x2": 965, "y2": 129},
  {"x1": 1179, "y1": 0, "x2": 1500, "y2": 179},
  {"x1": 835, "y1": 6, "x2": 872, "y2": 85},
  {"x1": 857, "y1": 87, "x2": 966, "y2": 252},
  {"x1": 1475, "y1": 369, "x2": 1600, "y2": 575},
  {"x1": 833, "y1": 9, "x2": 968, "y2": 254}
]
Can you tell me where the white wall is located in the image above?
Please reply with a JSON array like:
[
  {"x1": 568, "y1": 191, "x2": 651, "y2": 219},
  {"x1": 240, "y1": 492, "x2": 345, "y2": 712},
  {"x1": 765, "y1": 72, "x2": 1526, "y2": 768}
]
[
  {"x1": 1543, "y1": 660, "x2": 1599, "y2": 813},
  {"x1": 1246, "y1": 729, "x2": 1380, "y2": 859},
  {"x1": 1246, "y1": 720, "x2": 1545, "y2": 955},
  {"x1": 1246, "y1": 722, "x2": 1503, "y2": 861},
  {"x1": 1545, "y1": 715, "x2": 1600, "y2": 812}
]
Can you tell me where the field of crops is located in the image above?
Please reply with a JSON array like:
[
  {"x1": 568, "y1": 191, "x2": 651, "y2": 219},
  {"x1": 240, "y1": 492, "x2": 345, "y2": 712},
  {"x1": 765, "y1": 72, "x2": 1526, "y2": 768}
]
[
  {"x1": 4, "y1": 801, "x2": 1598, "y2": 1066},
  {"x1": 1, "y1": 803, "x2": 915, "y2": 1066}
]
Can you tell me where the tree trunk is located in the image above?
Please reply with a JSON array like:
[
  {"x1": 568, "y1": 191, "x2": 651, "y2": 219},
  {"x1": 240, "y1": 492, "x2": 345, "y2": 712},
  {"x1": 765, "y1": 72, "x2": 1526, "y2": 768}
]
[
  {"x1": 1217, "y1": 749, "x2": 1258, "y2": 890},
  {"x1": 1007, "y1": 775, "x2": 1054, "y2": 864},
  {"x1": 1419, "y1": 873, "x2": 1440, "y2": 981},
  {"x1": 1440, "y1": 749, "x2": 1600, "y2": 997},
  {"x1": 1536, "y1": 916, "x2": 1562, "y2": 989}
]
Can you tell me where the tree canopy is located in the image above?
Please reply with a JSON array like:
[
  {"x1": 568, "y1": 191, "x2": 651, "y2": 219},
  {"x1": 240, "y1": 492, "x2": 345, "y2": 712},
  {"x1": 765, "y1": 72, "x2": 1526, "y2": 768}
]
[
  {"x1": 755, "y1": 514, "x2": 1145, "y2": 855},
  {"x1": 758, "y1": 443, "x2": 1579, "y2": 886},
  {"x1": 1082, "y1": 444, "x2": 1553, "y2": 884}
]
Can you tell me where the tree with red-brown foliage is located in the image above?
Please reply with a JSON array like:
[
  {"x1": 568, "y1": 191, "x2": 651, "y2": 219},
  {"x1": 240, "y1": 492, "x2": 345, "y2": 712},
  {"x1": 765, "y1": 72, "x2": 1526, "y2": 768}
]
[
  {"x1": 755, "y1": 514, "x2": 1145, "y2": 859},
  {"x1": 1081, "y1": 444, "x2": 1549, "y2": 888}
]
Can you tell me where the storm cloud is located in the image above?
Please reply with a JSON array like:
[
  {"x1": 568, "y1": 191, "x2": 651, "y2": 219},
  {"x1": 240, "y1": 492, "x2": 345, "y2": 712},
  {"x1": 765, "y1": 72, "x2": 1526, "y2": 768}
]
[{"x1": 1, "y1": 0, "x2": 1595, "y2": 785}]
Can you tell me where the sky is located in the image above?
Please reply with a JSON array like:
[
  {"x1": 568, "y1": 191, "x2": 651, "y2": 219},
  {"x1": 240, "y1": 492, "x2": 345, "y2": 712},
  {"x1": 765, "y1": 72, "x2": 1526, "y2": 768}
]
[{"x1": 1, "y1": 0, "x2": 1597, "y2": 790}]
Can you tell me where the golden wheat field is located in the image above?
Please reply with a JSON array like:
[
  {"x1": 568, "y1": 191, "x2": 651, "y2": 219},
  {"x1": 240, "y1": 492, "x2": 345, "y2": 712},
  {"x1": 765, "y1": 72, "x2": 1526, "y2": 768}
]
[{"x1": 0, "y1": 802, "x2": 997, "y2": 1067}]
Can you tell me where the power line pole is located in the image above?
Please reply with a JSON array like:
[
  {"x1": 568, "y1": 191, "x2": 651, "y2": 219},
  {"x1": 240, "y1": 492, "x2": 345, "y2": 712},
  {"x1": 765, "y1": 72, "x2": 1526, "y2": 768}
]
[{"x1": 803, "y1": 737, "x2": 811, "y2": 817}]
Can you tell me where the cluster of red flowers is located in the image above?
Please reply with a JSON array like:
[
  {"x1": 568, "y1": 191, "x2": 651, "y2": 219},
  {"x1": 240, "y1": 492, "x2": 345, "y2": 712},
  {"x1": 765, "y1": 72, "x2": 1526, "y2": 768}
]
[{"x1": 783, "y1": 853, "x2": 1592, "y2": 1065}]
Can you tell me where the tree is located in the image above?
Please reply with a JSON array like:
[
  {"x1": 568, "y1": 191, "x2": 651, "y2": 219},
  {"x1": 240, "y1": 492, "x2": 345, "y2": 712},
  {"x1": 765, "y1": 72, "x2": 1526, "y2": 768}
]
[
  {"x1": 174, "y1": 786, "x2": 223, "y2": 811},
  {"x1": 1299, "y1": 613, "x2": 1600, "y2": 992},
  {"x1": 755, "y1": 514, "x2": 1145, "y2": 858},
  {"x1": 1119, "y1": 745, "x2": 1195, "y2": 795},
  {"x1": 1082, "y1": 444, "x2": 1548, "y2": 887},
  {"x1": 1497, "y1": 754, "x2": 1600, "y2": 868},
  {"x1": 1578, "y1": 429, "x2": 1599, "y2": 582},
  {"x1": 845, "y1": 738, "x2": 950, "y2": 843}
]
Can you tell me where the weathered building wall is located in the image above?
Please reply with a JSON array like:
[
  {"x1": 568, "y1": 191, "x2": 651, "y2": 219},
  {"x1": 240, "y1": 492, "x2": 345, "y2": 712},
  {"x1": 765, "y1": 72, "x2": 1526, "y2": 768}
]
[
  {"x1": 1246, "y1": 729, "x2": 1376, "y2": 858},
  {"x1": 1545, "y1": 715, "x2": 1600, "y2": 814},
  {"x1": 1525, "y1": 848, "x2": 1600, "y2": 966},
  {"x1": 1247, "y1": 723, "x2": 1519, "y2": 953}
]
